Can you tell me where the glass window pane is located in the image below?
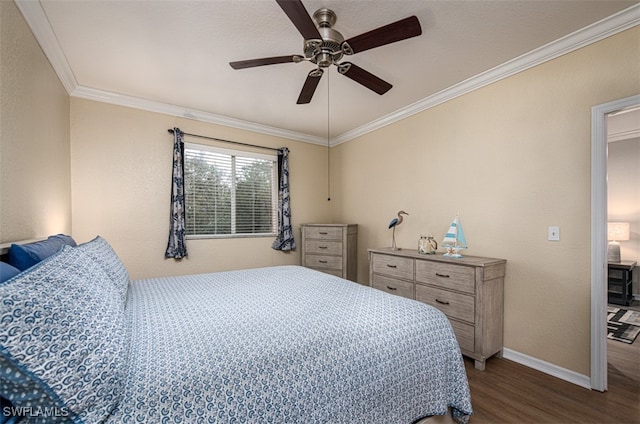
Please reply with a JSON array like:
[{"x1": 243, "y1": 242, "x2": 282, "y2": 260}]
[{"x1": 184, "y1": 143, "x2": 277, "y2": 237}]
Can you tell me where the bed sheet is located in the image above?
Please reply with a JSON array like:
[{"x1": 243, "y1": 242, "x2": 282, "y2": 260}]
[{"x1": 109, "y1": 265, "x2": 472, "y2": 423}]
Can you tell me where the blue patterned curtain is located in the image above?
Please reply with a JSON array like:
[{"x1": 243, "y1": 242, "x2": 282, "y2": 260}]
[
  {"x1": 272, "y1": 148, "x2": 296, "y2": 251},
  {"x1": 165, "y1": 128, "x2": 188, "y2": 259}
]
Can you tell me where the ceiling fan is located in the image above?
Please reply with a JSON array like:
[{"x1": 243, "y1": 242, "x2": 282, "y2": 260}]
[{"x1": 229, "y1": 0, "x2": 422, "y2": 104}]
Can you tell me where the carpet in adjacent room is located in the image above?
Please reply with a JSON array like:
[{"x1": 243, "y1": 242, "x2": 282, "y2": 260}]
[{"x1": 607, "y1": 307, "x2": 640, "y2": 344}]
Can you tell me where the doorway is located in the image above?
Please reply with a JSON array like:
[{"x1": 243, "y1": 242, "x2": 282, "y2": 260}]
[{"x1": 590, "y1": 94, "x2": 640, "y2": 391}]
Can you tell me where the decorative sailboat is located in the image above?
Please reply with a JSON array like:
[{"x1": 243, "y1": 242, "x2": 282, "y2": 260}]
[{"x1": 442, "y1": 214, "x2": 467, "y2": 258}]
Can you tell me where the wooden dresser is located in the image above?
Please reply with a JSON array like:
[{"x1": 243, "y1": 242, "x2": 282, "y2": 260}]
[
  {"x1": 368, "y1": 247, "x2": 506, "y2": 370},
  {"x1": 301, "y1": 224, "x2": 358, "y2": 281}
]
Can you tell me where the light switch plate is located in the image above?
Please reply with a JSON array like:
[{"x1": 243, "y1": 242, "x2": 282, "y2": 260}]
[{"x1": 548, "y1": 226, "x2": 560, "y2": 241}]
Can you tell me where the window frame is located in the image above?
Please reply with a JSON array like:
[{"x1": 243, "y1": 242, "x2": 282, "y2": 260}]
[{"x1": 183, "y1": 142, "x2": 278, "y2": 240}]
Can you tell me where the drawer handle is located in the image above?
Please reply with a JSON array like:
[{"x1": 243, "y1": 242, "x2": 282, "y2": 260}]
[
  {"x1": 319, "y1": 260, "x2": 328, "y2": 264},
  {"x1": 435, "y1": 273, "x2": 450, "y2": 278},
  {"x1": 319, "y1": 232, "x2": 328, "y2": 235},
  {"x1": 386, "y1": 264, "x2": 397, "y2": 268},
  {"x1": 435, "y1": 299, "x2": 450, "y2": 305},
  {"x1": 319, "y1": 246, "x2": 328, "y2": 249},
  {"x1": 386, "y1": 286, "x2": 397, "y2": 291}
]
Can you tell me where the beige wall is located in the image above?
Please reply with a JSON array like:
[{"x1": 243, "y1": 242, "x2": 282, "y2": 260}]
[
  {"x1": 70, "y1": 98, "x2": 331, "y2": 279},
  {"x1": 0, "y1": 0, "x2": 71, "y2": 243},
  {"x1": 330, "y1": 27, "x2": 640, "y2": 376}
]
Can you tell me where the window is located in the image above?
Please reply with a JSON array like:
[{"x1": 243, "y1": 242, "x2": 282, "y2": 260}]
[{"x1": 184, "y1": 142, "x2": 277, "y2": 238}]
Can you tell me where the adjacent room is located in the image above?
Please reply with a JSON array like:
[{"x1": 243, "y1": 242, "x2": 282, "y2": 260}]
[{"x1": 1, "y1": 0, "x2": 639, "y2": 423}]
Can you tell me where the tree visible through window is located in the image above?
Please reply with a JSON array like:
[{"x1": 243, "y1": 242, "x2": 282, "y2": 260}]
[{"x1": 184, "y1": 143, "x2": 277, "y2": 237}]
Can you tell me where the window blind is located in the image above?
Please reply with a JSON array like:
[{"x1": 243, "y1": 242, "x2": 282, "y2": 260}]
[{"x1": 184, "y1": 143, "x2": 277, "y2": 237}]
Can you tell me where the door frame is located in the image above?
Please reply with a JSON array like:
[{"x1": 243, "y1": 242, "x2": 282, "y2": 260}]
[{"x1": 590, "y1": 94, "x2": 640, "y2": 391}]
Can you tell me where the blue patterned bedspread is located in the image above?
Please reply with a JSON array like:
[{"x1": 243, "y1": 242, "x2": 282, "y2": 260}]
[{"x1": 110, "y1": 265, "x2": 472, "y2": 423}]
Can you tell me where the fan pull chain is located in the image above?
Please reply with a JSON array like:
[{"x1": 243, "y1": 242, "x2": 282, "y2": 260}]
[{"x1": 327, "y1": 71, "x2": 331, "y2": 202}]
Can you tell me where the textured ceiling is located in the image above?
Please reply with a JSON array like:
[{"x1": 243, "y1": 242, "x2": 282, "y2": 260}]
[{"x1": 19, "y1": 0, "x2": 639, "y2": 142}]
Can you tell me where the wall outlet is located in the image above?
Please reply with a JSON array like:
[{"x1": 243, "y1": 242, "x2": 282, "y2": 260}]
[{"x1": 548, "y1": 226, "x2": 560, "y2": 241}]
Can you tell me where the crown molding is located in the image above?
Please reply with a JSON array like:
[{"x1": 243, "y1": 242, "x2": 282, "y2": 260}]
[
  {"x1": 332, "y1": 4, "x2": 640, "y2": 146},
  {"x1": 16, "y1": 0, "x2": 639, "y2": 147},
  {"x1": 608, "y1": 128, "x2": 640, "y2": 143},
  {"x1": 71, "y1": 86, "x2": 327, "y2": 145},
  {"x1": 15, "y1": 0, "x2": 77, "y2": 94},
  {"x1": 607, "y1": 106, "x2": 640, "y2": 142},
  {"x1": 15, "y1": 0, "x2": 326, "y2": 145}
]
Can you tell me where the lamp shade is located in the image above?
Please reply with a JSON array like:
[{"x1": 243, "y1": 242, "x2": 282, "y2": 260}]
[{"x1": 607, "y1": 222, "x2": 630, "y2": 241}]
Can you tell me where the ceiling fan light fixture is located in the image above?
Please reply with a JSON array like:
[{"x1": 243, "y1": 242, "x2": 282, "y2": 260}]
[{"x1": 315, "y1": 52, "x2": 333, "y2": 68}]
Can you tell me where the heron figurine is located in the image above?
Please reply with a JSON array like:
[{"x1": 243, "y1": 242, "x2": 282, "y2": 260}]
[{"x1": 388, "y1": 210, "x2": 409, "y2": 250}]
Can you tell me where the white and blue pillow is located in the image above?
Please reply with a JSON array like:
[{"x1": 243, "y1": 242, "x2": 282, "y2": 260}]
[
  {"x1": 0, "y1": 245, "x2": 129, "y2": 423},
  {"x1": 76, "y1": 236, "x2": 130, "y2": 305}
]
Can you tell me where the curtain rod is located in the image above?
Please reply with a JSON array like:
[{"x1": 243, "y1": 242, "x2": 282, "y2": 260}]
[{"x1": 167, "y1": 129, "x2": 280, "y2": 152}]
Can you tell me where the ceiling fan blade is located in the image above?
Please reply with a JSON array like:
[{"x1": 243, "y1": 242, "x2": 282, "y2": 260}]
[
  {"x1": 229, "y1": 55, "x2": 303, "y2": 70},
  {"x1": 297, "y1": 69, "x2": 323, "y2": 104},
  {"x1": 276, "y1": 0, "x2": 322, "y2": 41},
  {"x1": 341, "y1": 16, "x2": 422, "y2": 55},
  {"x1": 337, "y1": 62, "x2": 392, "y2": 95}
]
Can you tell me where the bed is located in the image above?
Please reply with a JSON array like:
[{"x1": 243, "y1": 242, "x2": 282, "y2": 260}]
[{"x1": 0, "y1": 236, "x2": 472, "y2": 423}]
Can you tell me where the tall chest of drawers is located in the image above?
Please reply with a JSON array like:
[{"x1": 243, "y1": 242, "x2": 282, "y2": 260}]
[
  {"x1": 369, "y1": 247, "x2": 506, "y2": 370},
  {"x1": 301, "y1": 224, "x2": 358, "y2": 281}
]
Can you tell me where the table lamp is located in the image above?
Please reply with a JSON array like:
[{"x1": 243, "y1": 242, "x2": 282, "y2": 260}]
[{"x1": 607, "y1": 222, "x2": 630, "y2": 263}]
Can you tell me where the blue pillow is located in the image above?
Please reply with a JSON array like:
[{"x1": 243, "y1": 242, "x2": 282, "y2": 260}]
[
  {"x1": 49, "y1": 233, "x2": 77, "y2": 247},
  {"x1": 8, "y1": 234, "x2": 77, "y2": 271},
  {"x1": 0, "y1": 245, "x2": 128, "y2": 423},
  {"x1": 0, "y1": 262, "x2": 21, "y2": 283}
]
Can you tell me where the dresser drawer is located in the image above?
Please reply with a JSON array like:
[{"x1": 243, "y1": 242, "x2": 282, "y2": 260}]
[
  {"x1": 609, "y1": 269, "x2": 624, "y2": 280},
  {"x1": 372, "y1": 274, "x2": 414, "y2": 299},
  {"x1": 415, "y1": 284, "x2": 475, "y2": 323},
  {"x1": 372, "y1": 254, "x2": 414, "y2": 281},
  {"x1": 416, "y1": 261, "x2": 475, "y2": 294},
  {"x1": 305, "y1": 254, "x2": 342, "y2": 270},
  {"x1": 450, "y1": 319, "x2": 475, "y2": 352},
  {"x1": 302, "y1": 224, "x2": 357, "y2": 281},
  {"x1": 304, "y1": 226, "x2": 343, "y2": 240},
  {"x1": 304, "y1": 240, "x2": 342, "y2": 255}
]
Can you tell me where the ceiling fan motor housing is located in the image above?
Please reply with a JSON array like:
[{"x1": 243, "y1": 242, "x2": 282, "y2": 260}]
[{"x1": 304, "y1": 8, "x2": 344, "y2": 67}]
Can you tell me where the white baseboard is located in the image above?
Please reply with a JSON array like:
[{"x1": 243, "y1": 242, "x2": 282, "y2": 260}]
[{"x1": 502, "y1": 348, "x2": 592, "y2": 390}]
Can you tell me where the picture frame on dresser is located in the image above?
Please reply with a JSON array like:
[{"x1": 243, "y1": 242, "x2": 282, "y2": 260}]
[{"x1": 368, "y1": 247, "x2": 506, "y2": 370}]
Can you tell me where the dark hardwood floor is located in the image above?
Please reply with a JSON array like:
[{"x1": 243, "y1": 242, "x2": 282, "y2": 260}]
[{"x1": 463, "y1": 300, "x2": 640, "y2": 424}]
